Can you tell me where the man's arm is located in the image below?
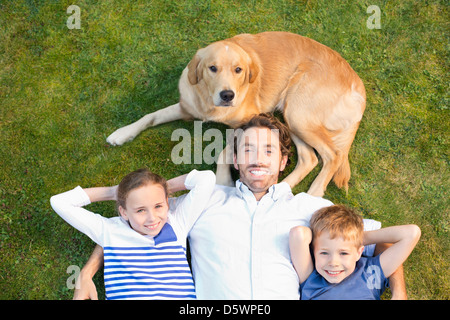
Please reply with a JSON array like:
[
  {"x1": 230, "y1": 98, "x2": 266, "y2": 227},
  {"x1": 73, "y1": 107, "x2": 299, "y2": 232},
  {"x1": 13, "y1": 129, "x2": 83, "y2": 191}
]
[{"x1": 73, "y1": 245, "x2": 104, "y2": 300}]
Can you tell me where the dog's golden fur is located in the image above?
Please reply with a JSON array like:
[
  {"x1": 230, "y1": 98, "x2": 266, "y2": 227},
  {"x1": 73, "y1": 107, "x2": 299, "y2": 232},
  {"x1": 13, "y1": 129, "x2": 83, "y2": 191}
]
[{"x1": 107, "y1": 32, "x2": 366, "y2": 197}]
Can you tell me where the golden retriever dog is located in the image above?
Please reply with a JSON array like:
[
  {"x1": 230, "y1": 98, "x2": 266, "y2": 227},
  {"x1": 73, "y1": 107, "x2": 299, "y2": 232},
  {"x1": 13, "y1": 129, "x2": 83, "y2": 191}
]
[{"x1": 106, "y1": 31, "x2": 366, "y2": 197}]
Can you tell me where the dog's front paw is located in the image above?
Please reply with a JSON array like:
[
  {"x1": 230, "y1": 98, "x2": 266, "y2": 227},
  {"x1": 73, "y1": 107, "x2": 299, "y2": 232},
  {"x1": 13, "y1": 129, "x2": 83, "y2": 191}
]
[{"x1": 106, "y1": 125, "x2": 137, "y2": 146}]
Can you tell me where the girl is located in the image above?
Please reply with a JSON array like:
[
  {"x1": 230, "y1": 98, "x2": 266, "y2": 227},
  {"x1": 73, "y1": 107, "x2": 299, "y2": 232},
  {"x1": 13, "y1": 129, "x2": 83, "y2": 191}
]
[{"x1": 51, "y1": 169, "x2": 215, "y2": 300}]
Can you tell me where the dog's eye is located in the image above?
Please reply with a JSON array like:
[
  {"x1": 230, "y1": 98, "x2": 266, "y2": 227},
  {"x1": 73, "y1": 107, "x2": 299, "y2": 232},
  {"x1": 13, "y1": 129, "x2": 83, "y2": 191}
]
[
  {"x1": 209, "y1": 66, "x2": 217, "y2": 73},
  {"x1": 235, "y1": 67, "x2": 242, "y2": 74}
]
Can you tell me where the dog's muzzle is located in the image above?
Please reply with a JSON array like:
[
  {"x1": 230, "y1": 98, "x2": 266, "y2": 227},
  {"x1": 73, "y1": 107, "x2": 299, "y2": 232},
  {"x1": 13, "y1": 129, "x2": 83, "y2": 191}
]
[{"x1": 219, "y1": 90, "x2": 235, "y2": 106}]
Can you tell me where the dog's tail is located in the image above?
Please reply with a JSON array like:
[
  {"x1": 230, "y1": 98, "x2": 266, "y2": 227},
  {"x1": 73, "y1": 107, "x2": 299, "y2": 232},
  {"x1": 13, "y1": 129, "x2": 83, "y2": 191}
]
[{"x1": 332, "y1": 154, "x2": 350, "y2": 193}]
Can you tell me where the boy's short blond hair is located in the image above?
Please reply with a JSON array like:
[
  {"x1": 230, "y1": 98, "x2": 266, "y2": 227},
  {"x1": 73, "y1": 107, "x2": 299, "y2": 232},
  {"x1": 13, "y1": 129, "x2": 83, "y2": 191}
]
[{"x1": 310, "y1": 205, "x2": 364, "y2": 248}]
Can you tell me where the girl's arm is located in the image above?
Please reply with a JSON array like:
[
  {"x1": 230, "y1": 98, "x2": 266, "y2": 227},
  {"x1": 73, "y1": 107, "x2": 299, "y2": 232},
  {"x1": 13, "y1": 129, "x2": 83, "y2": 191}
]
[
  {"x1": 364, "y1": 225, "x2": 421, "y2": 278},
  {"x1": 82, "y1": 186, "x2": 117, "y2": 203},
  {"x1": 289, "y1": 226, "x2": 315, "y2": 284},
  {"x1": 50, "y1": 186, "x2": 117, "y2": 246},
  {"x1": 167, "y1": 174, "x2": 190, "y2": 195},
  {"x1": 51, "y1": 186, "x2": 117, "y2": 300},
  {"x1": 170, "y1": 170, "x2": 216, "y2": 230}
]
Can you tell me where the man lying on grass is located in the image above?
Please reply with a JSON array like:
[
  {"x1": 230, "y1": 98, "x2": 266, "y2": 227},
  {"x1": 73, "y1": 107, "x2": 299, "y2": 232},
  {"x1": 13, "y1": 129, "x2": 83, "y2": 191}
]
[{"x1": 73, "y1": 113, "x2": 408, "y2": 299}]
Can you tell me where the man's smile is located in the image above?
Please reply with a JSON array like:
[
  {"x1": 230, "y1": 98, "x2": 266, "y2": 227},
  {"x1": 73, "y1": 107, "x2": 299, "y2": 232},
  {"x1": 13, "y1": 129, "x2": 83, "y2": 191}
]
[{"x1": 249, "y1": 168, "x2": 270, "y2": 176}]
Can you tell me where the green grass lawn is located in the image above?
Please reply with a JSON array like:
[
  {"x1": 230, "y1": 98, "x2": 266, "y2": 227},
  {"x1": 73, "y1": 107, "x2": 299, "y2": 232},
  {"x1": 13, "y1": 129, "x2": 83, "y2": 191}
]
[{"x1": 0, "y1": 0, "x2": 448, "y2": 299}]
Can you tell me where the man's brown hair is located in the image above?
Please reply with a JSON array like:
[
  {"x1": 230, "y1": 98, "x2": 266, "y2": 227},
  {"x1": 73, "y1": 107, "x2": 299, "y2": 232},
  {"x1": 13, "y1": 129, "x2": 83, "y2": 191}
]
[{"x1": 233, "y1": 113, "x2": 292, "y2": 160}]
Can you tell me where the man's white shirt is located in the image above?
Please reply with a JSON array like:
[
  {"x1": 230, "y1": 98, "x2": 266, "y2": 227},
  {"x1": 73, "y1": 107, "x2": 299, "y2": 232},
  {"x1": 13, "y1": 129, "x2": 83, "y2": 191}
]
[{"x1": 170, "y1": 180, "x2": 380, "y2": 300}]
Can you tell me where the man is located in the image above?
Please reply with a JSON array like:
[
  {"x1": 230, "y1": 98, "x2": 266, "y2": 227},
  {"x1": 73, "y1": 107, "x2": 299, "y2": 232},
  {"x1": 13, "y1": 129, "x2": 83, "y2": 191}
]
[{"x1": 74, "y1": 113, "x2": 406, "y2": 299}]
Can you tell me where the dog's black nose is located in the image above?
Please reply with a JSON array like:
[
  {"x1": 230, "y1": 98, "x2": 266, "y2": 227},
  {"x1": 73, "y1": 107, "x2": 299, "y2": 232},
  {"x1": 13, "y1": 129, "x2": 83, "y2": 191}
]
[{"x1": 220, "y1": 90, "x2": 235, "y2": 102}]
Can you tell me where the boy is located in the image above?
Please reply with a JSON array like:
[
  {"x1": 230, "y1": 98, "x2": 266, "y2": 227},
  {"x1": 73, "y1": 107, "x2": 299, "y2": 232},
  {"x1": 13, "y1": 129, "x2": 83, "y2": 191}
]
[{"x1": 289, "y1": 205, "x2": 420, "y2": 299}]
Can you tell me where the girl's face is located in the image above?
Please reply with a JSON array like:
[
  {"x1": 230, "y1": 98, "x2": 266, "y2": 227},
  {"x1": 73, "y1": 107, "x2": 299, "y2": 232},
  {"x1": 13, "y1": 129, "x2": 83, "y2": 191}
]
[
  {"x1": 313, "y1": 231, "x2": 364, "y2": 284},
  {"x1": 118, "y1": 183, "x2": 169, "y2": 237}
]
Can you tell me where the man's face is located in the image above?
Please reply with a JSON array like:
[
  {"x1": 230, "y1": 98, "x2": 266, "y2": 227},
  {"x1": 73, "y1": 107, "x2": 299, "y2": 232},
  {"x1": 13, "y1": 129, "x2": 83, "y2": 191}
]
[{"x1": 233, "y1": 127, "x2": 288, "y2": 199}]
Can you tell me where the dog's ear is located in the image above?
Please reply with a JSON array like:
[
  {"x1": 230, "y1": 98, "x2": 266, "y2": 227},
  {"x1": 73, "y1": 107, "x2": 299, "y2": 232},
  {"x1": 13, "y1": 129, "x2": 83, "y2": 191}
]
[
  {"x1": 187, "y1": 51, "x2": 203, "y2": 85},
  {"x1": 248, "y1": 58, "x2": 259, "y2": 83}
]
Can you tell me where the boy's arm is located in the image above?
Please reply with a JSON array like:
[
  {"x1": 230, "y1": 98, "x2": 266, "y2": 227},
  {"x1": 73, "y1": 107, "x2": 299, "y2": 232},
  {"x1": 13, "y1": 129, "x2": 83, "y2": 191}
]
[
  {"x1": 374, "y1": 242, "x2": 407, "y2": 300},
  {"x1": 289, "y1": 226, "x2": 315, "y2": 284},
  {"x1": 73, "y1": 245, "x2": 104, "y2": 300},
  {"x1": 364, "y1": 225, "x2": 421, "y2": 278}
]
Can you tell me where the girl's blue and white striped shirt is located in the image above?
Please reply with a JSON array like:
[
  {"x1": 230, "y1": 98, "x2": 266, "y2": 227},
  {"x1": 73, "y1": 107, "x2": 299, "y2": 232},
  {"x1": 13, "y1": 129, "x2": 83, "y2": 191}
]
[
  {"x1": 102, "y1": 224, "x2": 195, "y2": 300},
  {"x1": 51, "y1": 170, "x2": 215, "y2": 300}
]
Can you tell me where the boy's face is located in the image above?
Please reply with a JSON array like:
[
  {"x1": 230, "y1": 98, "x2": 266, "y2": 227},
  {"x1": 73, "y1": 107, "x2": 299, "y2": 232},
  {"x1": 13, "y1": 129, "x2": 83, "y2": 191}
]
[
  {"x1": 119, "y1": 184, "x2": 169, "y2": 237},
  {"x1": 233, "y1": 127, "x2": 288, "y2": 199},
  {"x1": 313, "y1": 231, "x2": 364, "y2": 284}
]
